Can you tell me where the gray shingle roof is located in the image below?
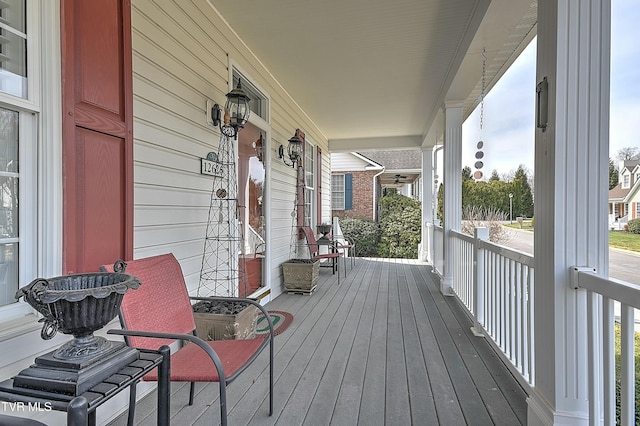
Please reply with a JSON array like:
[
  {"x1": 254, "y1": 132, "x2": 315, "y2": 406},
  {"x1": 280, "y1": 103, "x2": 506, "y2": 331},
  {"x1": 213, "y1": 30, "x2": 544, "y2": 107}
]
[{"x1": 357, "y1": 150, "x2": 422, "y2": 170}]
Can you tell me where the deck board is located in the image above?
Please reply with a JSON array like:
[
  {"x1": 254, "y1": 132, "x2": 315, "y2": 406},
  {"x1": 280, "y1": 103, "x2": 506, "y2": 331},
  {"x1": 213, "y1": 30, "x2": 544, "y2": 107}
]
[{"x1": 108, "y1": 258, "x2": 527, "y2": 426}]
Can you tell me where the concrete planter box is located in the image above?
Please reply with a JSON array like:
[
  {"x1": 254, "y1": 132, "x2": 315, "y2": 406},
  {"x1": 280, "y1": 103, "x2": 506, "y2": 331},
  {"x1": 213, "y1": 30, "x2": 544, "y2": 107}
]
[
  {"x1": 192, "y1": 300, "x2": 259, "y2": 340},
  {"x1": 282, "y1": 259, "x2": 320, "y2": 291}
]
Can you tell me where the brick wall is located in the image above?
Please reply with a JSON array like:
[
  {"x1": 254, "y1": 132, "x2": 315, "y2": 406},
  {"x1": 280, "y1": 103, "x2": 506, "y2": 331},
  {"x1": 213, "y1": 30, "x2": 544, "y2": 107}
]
[{"x1": 332, "y1": 170, "x2": 379, "y2": 221}]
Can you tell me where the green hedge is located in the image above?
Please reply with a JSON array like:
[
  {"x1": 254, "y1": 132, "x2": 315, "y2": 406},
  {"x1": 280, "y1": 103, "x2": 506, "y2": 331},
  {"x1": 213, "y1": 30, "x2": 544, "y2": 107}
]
[
  {"x1": 377, "y1": 193, "x2": 421, "y2": 258},
  {"x1": 337, "y1": 217, "x2": 380, "y2": 257}
]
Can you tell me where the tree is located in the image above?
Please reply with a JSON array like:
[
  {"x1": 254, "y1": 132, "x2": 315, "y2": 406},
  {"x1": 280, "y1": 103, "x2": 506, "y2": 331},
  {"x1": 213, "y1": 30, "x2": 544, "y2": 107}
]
[
  {"x1": 437, "y1": 183, "x2": 444, "y2": 222},
  {"x1": 489, "y1": 169, "x2": 501, "y2": 181},
  {"x1": 512, "y1": 165, "x2": 534, "y2": 218},
  {"x1": 462, "y1": 166, "x2": 472, "y2": 181},
  {"x1": 609, "y1": 158, "x2": 619, "y2": 189},
  {"x1": 616, "y1": 147, "x2": 640, "y2": 161}
]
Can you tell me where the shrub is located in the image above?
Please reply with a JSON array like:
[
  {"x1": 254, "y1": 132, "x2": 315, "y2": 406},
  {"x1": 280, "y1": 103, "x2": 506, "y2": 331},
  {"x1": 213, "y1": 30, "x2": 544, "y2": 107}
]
[
  {"x1": 628, "y1": 219, "x2": 640, "y2": 234},
  {"x1": 338, "y1": 217, "x2": 380, "y2": 257},
  {"x1": 461, "y1": 205, "x2": 512, "y2": 244},
  {"x1": 377, "y1": 193, "x2": 421, "y2": 258}
]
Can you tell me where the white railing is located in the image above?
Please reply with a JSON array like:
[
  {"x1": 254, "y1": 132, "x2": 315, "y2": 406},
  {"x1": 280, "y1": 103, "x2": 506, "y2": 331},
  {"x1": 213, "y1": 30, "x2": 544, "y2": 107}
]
[
  {"x1": 433, "y1": 224, "x2": 444, "y2": 276},
  {"x1": 447, "y1": 227, "x2": 640, "y2": 421},
  {"x1": 450, "y1": 228, "x2": 535, "y2": 389},
  {"x1": 573, "y1": 268, "x2": 640, "y2": 425},
  {"x1": 451, "y1": 230, "x2": 475, "y2": 312}
]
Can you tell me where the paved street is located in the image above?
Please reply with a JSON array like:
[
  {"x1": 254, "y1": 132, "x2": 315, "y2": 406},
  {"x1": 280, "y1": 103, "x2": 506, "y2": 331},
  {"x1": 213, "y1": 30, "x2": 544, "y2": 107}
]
[{"x1": 501, "y1": 227, "x2": 640, "y2": 285}]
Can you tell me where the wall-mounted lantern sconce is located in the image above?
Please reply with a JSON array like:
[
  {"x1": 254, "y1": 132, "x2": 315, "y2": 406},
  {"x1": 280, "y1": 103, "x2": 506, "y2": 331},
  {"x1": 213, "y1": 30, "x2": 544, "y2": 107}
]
[
  {"x1": 278, "y1": 132, "x2": 303, "y2": 168},
  {"x1": 212, "y1": 79, "x2": 251, "y2": 138}
]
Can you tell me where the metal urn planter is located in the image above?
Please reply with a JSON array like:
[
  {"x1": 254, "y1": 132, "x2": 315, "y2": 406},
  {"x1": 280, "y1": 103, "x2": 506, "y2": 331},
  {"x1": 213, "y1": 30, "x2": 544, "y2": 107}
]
[{"x1": 13, "y1": 271, "x2": 141, "y2": 395}]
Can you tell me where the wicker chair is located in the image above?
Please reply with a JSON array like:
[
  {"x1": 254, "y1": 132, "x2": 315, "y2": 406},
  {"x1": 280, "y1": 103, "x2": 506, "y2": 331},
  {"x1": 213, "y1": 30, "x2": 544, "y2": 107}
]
[{"x1": 102, "y1": 253, "x2": 273, "y2": 426}]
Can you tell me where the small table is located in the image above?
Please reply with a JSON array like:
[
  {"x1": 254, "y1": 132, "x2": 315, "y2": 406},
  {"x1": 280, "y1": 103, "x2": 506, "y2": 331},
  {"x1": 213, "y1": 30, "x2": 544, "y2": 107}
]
[{"x1": 0, "y1": 347, "x2": 170, "y2": 426}]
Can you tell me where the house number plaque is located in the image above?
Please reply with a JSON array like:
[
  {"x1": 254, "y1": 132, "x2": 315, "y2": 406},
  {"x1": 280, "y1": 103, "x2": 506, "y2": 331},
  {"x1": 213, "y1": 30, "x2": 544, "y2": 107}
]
[{"x1": 201, "y1": 158, "x2": 224, "y2": 177}]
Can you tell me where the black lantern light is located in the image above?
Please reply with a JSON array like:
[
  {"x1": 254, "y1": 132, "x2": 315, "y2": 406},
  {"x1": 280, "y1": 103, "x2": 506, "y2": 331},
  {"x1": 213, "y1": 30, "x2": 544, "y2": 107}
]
[
  {"x1": 212, "y1": 79, "x2": 251, "y2": 138},
  {"x1": 279, "y1": 132, "x2": 303, "y2": 168}
]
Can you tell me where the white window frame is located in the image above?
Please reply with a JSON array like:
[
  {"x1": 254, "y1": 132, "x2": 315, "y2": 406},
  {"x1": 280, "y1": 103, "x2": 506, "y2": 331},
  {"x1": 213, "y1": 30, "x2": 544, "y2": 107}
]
[
  {"x1": 0, "y1": 0, "x2": 61, "y2": 323},
  {"x1": 623, "y1": 173, "x2": 630, "y2": 188},
  {"x1": 332, "y1": 174, "x2": 345, "y2": 210},
  {"x1": 304, "y1": 139, "x2": 315, "y2": 228}
]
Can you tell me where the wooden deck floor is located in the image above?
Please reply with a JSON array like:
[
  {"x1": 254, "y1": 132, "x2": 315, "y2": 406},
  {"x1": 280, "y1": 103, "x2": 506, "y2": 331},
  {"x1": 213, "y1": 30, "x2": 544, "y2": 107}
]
[{"x1": 109, "y1": 258, "x2": 527, "y2": 425}]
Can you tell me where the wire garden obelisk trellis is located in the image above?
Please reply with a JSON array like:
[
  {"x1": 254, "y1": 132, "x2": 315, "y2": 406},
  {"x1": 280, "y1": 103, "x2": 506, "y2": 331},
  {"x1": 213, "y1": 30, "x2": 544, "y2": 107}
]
[
  {"x1": 198, "y1": 132, "x2": 247, "y2": 297},
  {"x1": 198, "y1": 79, "x2": 251, "y2": 297},
  {"x1": 289, "y1": 163, "x2": 306, "y2": 260}
]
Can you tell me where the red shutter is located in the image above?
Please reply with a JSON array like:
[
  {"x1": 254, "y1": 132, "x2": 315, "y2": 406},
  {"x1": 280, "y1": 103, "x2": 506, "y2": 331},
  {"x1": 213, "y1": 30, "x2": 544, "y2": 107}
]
[{"x1": 62, "y1": 0, "x2": 134, "y2": 273}]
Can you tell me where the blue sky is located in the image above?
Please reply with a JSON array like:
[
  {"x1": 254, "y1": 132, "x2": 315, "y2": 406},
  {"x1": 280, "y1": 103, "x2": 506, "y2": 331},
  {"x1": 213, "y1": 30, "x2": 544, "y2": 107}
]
[{"x1": 461, "y1": 0, "x2": 640, "y2": 177}]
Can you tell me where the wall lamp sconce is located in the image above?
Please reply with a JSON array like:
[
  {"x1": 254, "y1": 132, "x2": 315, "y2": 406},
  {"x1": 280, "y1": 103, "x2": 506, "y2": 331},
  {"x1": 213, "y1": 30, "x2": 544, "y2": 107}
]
[
  {"x1": 278, "y1": 132, "x2": 303, "y2": 168},
  {"x1": 212, "y1": 79, "x2": 251, "y2": 138}
]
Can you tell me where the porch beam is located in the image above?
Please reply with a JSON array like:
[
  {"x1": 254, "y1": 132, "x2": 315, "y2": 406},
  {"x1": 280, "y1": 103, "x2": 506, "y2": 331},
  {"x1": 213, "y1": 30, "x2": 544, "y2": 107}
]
[
  {"x1": 441, "y1": 102, "x2": 464, "y2": 295},
  {"x1": 529, "y1": 0, "x2": 611, "y2": 424},
  {"x1": 328, "y1": 135, "x2": 423, "y2": 152}
]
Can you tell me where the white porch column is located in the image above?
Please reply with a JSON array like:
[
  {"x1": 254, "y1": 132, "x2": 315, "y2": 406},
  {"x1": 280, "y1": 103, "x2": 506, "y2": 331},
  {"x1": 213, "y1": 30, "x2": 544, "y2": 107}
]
[
  {"x1": 529, "y1": 1, "x2": 610, "y2": 425},
  {"x1": 419, "y1": 147, "x2": 434, "y2": 262},
  {"x1": 441, "y1": 102, "x2": 463, "y2": 295}
]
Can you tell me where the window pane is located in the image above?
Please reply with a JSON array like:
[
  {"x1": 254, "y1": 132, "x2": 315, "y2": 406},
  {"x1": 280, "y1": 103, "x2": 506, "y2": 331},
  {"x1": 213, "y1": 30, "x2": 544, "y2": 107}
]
[
  {"x1": 0, "y1": 108, "x2": 19, "y2": 172},
  {"x1": 331, "y1": 175, "x2": 345, "y2": 210},
  {"x1": 0, "y1": 242, "x2": 18, "y2": 307},
  {"x1": 0, "y1": 176, "x2": 17, "y2": 237},
  {"x1": 305, "y1": 142, "x2": 314, "y2": 189},
  {"x1": 1, "y1": 0, "x2": 26, "y2": 33},
  {"x1": 0, "y1": 0, "x2": 27, "y2": 98},
  {"x1": 232, "y1": 73, "x2": 267, "y2": 121}
]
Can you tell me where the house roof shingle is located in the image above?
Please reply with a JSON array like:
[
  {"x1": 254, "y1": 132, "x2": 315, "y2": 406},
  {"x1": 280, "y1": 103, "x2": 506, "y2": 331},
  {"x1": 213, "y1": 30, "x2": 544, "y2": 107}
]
[{"x1": 357, "y1": 150, "x2": 422, "y2": 170}]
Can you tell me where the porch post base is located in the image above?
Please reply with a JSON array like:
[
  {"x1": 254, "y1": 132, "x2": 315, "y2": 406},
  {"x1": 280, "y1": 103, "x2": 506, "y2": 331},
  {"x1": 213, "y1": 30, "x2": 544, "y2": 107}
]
[
  {"x1": 527, "y1": 390, "x2": 589, "y2": 426},
  {"x1": 440, "y1": 275, "x2": 454, "y2": 296},
  {"x1": 470, "y1": 326, "x2": 485, "y2": 337}
]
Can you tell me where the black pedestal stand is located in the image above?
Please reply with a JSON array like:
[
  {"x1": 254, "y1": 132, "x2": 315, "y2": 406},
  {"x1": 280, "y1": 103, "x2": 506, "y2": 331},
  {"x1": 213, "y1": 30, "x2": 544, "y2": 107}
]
[{"x1": 13, "y1": 339, "x2": 138, "y2": 396}]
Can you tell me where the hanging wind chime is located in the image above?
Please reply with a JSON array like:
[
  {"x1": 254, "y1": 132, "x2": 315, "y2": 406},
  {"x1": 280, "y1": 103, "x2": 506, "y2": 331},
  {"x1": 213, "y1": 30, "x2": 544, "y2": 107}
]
[{"x1": 473, "y1": 48, "x2": 487, "y2": 181}]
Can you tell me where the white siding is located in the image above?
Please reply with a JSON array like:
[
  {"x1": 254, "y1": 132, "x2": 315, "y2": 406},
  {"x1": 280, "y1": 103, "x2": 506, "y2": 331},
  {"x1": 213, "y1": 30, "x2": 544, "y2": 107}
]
[
  {"x1": 330, "y1": 152, "x2": 375, "y2": 171},
  {"x1": 131, "y1": 1, "x2": 329, "y2": 300}
]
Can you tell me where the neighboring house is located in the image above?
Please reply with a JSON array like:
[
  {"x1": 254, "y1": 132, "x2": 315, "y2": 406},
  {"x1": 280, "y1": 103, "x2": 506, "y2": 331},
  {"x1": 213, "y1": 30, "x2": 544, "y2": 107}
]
[
  {"x1": 330, "y1": 150, "x2": 422, "y2": 221},
  {"x1": 608, "y1": 160, "x2": 640, "y2": 229}
]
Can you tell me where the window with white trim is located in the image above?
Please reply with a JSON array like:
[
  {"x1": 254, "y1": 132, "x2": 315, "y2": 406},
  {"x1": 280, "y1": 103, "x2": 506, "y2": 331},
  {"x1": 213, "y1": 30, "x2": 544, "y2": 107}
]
[
  {"x1": 0, "y1": 0, "x2": 27, "y2": 99},
  {"x1": 0, "y1": 0, "x2": 38, "y2": 318},
  {"x1": 232, "y1": 71, "x2": 268, "y2": 122},
  {"x1": 332, "y1": 174, "x2": 345, "y2": 210},
  {"x1": 304, "y1": 140, "x2": 315, "y2": 227},
  {"x1": 623, "y1": 174, "x2": 630, "y2": 188}
]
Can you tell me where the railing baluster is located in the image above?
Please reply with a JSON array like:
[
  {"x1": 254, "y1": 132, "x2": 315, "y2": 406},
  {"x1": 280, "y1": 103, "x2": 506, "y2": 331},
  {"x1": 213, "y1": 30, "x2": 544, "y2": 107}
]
[
  {"x1": 621, "y1": 303, "x2": 634, "y2": 425},
  {"x1": 603, "y1": 297, "x2": 614, "y2": 426}
]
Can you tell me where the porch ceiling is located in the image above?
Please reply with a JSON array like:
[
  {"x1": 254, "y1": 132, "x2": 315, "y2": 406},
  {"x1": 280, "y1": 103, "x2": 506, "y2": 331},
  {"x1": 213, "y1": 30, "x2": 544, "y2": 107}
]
[{"x1": 209, "y1": 0, "x2": 536, "y2": 151}]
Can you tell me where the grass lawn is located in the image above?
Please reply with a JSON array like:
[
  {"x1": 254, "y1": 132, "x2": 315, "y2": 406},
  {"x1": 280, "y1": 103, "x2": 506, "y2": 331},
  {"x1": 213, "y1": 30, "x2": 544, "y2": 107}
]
[
  {"x1": 609, "y1": 231, "x2": 640, "y2": 252},
  {"x1": 614, "y1": 322, "x2": 640, "y2": 422},
  {"x1": 504, "y1": 221, "x2": 534, "y2": 231}
]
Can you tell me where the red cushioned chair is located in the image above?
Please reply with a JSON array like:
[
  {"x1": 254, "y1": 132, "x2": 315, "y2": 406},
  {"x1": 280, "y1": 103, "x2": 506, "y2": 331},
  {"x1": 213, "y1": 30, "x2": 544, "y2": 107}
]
[
  {"x1": 103, "y1": 253, "x2": 273, "y2": 426},
  {"x1": 302, "y1": 226, "x2": 344, "y2": 284}
]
